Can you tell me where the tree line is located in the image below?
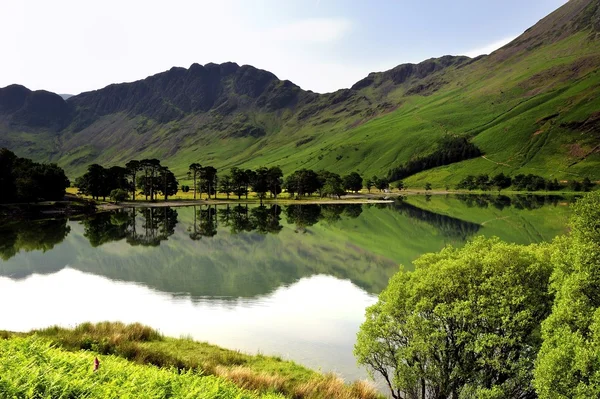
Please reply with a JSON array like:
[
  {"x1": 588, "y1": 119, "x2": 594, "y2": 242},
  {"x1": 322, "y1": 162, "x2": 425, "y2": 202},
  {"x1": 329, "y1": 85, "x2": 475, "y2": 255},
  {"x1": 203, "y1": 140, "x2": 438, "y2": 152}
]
[
  {"x1": 0, "y1": 148, "x2": 70, "y2": 203},
  {"x1": 76, "y1": 160, "x2": 178, "y2": 202},
  {"x1": 75, "y1": 160, "x2": 372, "y2": 203},
  {"x1": 355, "y1": 191, "x2": 600, "y2": 399},
  {"x1": 387, "y1": 136, "x2": 482, "y2": 182},
  {"x1": 457, "y1": 172, "x2": 596, "y2": 192}
]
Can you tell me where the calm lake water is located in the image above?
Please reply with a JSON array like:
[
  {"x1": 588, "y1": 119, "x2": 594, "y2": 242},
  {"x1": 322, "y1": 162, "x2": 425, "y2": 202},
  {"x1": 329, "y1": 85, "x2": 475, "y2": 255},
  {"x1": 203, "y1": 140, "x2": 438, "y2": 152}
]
[{"x1": 0, "y1": 194, "x2": 573, "y2": 382}]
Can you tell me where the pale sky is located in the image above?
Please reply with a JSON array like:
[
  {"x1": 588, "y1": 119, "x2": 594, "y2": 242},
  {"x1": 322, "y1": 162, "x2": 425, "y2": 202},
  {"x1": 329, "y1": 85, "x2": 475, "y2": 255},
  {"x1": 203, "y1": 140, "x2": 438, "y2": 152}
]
[{"x1": 0, "y1": 0, "x2": 567, "y2": 95}]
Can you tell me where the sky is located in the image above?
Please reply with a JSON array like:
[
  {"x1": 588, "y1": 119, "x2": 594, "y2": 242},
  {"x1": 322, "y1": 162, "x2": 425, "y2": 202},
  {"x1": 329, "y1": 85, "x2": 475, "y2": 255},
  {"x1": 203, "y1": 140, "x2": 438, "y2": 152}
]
[{"x1": 0, "y1": 0, "x2": 568, "y2": 95}]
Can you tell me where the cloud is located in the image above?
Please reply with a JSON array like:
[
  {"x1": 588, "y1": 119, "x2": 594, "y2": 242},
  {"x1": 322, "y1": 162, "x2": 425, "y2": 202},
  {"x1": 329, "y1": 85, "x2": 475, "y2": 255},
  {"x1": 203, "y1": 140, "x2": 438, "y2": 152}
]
[
  {"x1": 267, "y1": 18, "x2": 352, "y2": 43},
  {"x1": 463, "y1": 36, "x2": 517, "y2": 58}
]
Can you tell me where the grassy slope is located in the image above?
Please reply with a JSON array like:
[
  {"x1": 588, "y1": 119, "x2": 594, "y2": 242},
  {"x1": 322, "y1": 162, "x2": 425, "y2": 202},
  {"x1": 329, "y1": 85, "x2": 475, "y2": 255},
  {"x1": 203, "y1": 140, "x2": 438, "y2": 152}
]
[
  {"x1": 0, "y1": 322, "x2": 379, "y2": 399},
  {"x1": 0, "y1": 338, "x2": 283, "y2": 399},
  {"x1": 51, "y1": 29, "x2": 599, "y2": 186}
]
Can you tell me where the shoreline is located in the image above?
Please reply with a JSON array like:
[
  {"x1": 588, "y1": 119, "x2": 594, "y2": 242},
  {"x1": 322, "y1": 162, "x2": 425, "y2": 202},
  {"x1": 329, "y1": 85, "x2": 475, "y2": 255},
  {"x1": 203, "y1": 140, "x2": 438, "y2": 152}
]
[
  {"x1": 1, "y1": 189, "x2": 586, "y2": 219},
  {"x1": 97, "y1": 197, "x2": 396, "y2": 211}
]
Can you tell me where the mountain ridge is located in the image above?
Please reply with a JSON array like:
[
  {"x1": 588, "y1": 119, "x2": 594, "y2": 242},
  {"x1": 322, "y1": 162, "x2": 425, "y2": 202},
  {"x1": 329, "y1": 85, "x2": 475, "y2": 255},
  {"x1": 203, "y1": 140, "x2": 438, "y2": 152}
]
[{"x1": 1, "y1": 0, "x2": 599, "y2": 185}]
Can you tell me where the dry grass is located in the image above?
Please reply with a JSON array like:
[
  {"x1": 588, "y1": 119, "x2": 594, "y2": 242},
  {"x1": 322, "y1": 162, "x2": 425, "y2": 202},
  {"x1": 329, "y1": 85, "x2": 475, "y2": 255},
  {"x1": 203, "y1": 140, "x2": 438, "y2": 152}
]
[
  {"x1": 215, "y1": 365, "x2": 288, "y2": 393},
  {"x1": 294, "y1": 373, "x2": 380, "y2": 399}
]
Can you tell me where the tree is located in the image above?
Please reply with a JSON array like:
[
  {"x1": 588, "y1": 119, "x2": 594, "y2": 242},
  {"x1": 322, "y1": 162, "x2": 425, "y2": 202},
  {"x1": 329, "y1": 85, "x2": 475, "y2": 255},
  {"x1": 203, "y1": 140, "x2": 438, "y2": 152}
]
[
  {"x1": 200, "y1": 166, "x2": 217, "y2": 199},
  {"x1": 140, "y1": 159, "x2": 161, "y2": 201},
  {"x1": 158, "y1": 167, "x2": 178, "y2": 201},
  {"x1": 457, "y1": 175, "x2": 477, "y2": 191},
  {"x1": 322, "y1": 174, "x2": 346, "y2": 199},
  {"x1": 395, "y1": 180, "x2": 405, "y2": 191},
  {"x1": 377, "y1": 178, "x2": 389, "y2": 192},
  {"x1": 343, "y1": 172, "x2": 363, "y2": 193},
  {"x1": 365, "y1": 178, "x2": 374, "y2": 193},
  {"x1": 251, "y1": 167, "x2": 270, "y2": 205},
  {"x1": 188, "y1": 163, "x2": 202, "y2": 200},
  {"x1": 474, "y1": 174, "x2": 489, "y2": 190},
  {"x1": 231, "y1": 167, "x2": 248, "y2": 199},
  {"x1": 267, "y1": 166, "x2": 283, "y2": 200},
  {"x1": 490, "y1": 172, "x2": 512, "y2": 191},
  {"x1": 78, "y1": 164, "x2": 108, "y2": 200},
  {"x1": 125, "y1": 160, "x2": 141, "y2": 201},
  {"x1": 110, "y1": 189, "x2": 129, "y2": 204},
  {"x1": 534, "y1": 192, "x2": 600, "y2": 399},
  {"x1": 284, "y1": 169, "x2": 321, "y2": 197},
  {"x1": 219, "y1": 174, "x2": 233, "y2": 199},
  {"x1": 0, "y1": 148, "x2": 17, "y2": 202},
  {"x1": 107, "y1": 166, "x2": 129, "y2": 191},
  {"x1": 244, "y1": 169, "x2": 255, "y2": 200},
  {"x1": 355, "y1": 237, "x2": 553, "y2": 399},
  {"x1": 424, "y1": 182, "x2": 432, "y2": 191}
]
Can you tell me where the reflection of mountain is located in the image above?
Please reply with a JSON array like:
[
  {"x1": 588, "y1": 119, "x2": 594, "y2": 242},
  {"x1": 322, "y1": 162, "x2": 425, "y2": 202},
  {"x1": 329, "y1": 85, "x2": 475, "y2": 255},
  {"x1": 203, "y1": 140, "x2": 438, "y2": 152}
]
[
  {"x1": 0, "y1": 197, "x2": 571, "y2": 299},
  {"x1": 390, "y1": 200, "x2": 481, "y2": 241}
]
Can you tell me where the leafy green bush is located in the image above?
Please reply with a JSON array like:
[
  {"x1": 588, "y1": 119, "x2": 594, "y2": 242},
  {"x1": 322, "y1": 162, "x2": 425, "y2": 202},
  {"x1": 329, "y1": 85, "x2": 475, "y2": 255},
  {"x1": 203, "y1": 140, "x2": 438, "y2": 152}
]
[
  {"x1": 534, "y1": 191, "x2": 600, "y2": 399},
  {"x1": 355, "y1": 237, "x2": 553, "y2": 398}
]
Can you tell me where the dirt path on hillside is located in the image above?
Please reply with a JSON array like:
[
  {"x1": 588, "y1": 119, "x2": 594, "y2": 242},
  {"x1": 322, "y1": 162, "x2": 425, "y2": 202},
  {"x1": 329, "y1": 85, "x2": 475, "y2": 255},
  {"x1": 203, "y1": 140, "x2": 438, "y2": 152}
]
[{"x1": 481, "y1": 155, "x2": 512, "y2": 167}]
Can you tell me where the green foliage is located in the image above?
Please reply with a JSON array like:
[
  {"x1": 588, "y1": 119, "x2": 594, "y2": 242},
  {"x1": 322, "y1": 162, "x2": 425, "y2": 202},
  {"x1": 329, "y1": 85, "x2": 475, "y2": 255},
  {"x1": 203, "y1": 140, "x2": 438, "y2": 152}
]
[
  {"x1": 343, "y1": 172, "x2": 363, "y2": 193},
  {"x1": 534, "y1": 191, "x2": 600, "y2": 399},
  {"x1": 109, "y1": 188, "x2": 128, "y2": 204},
  {"x1": 355, "y1": 237, "x2": 553, "y2": 399},
  {"x1": 387, "y1": 136, "x2": 482, "y2": 182},
  {"x1": 0, "y1": 147, "x2": 70, "y2": 203},
  {"x1": 457, "y1": 173, "x2": 566, "y2": 192},
  {"x1": 0, "y1": 336, "x2": 283, "y2": 399},
  {"x1": 283, "y1": 169, "x2": 321, "y2": 197},
  {"x1": 322, "y1": 174, "x2": 346, "y2": 199},
  {"x1": 370, "y1": 176, "x2": 389, "y2": 192}
]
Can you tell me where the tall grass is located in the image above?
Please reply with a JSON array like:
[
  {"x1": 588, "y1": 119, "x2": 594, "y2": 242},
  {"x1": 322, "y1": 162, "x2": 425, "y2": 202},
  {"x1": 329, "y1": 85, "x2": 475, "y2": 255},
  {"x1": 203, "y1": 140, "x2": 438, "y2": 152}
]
[
  {"x1": 28, "y1": 322, "x2": 381, "y2": 399},
  {"x1": 0, "y1": 336, "x2": 283, "y2": 399}
]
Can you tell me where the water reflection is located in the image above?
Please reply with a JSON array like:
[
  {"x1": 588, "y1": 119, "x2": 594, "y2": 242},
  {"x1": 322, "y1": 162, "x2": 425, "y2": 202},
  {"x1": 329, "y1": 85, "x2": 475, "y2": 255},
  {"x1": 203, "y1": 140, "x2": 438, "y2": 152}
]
[
  {"x1": 0, "y1": 195, "x2": 573, "y2": 384},
  {"x1": 0, "y1": 219, "x2": 70, "y2": 262},
  {"x1": 455, "y1": 194, "x2": 570, "y2": 210},
  {"x1": 0, "y1": 196, "x2": 572, "y2": 296}
]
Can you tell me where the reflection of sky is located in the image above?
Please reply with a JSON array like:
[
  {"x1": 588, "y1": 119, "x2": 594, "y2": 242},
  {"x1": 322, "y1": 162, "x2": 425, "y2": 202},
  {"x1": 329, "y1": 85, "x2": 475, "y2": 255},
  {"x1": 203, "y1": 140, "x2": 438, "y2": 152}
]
[{"x1": 0, "y1": 268, "x2": 376, "y2": 381}]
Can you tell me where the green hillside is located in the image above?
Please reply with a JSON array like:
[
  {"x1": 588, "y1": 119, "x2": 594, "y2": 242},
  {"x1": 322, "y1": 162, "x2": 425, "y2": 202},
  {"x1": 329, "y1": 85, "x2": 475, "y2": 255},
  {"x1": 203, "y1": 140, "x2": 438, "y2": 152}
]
[{"x1": 1, "y1": 0, "x2": 599, "y2": 184}]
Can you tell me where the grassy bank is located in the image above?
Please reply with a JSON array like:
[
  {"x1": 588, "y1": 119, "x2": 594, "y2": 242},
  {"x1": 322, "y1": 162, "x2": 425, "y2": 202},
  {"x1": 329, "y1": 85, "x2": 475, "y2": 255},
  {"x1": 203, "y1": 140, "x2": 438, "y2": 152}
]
[{"x1": 1, "y1": 322, "x2": 379, "y2": 399}]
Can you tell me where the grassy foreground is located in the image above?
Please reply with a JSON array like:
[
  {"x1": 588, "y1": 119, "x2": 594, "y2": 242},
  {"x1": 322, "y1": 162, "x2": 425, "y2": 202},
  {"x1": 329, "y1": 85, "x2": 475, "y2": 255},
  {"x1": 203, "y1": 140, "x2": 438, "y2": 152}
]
[{"x1": 0, "y1": 322, "x2": 379, "y2": 399}]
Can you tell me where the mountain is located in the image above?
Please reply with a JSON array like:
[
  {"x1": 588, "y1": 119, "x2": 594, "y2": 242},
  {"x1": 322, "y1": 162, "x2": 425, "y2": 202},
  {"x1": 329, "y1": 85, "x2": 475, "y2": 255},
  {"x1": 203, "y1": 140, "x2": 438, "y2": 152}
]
[{"x1": 1, "y1": 0, "x2": 599, "y2": 185}]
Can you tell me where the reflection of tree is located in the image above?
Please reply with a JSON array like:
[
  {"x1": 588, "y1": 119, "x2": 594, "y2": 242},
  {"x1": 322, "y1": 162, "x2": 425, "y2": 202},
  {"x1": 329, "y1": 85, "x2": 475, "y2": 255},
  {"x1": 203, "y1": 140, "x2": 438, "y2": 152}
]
[
  {"x1": 455, "y1": 194, "x2": 565, "y2": 210},
  {"x1": 285, "y1": 205, "x2": 321, "y2": 233},
  {"x1": 251, "y1": 205, "x2": 283, "y2": 235},
  {"x1": 229, "y1": 205, "x2": 254, "y2": 234},
  {"x1": 218, "y1": 205, "x2": 233, "y2": 227},
  {"x1": 392, "y1": 199, "x2": 481, "y2": 241},
  {"x1": 197, "y1": 205, "x2": 218, "y2": 238},
  {"x1": 126, "y1": 208, "x2": 178, "y2": 247},
  {"x1": 83, "y1": 211, "x2": 128, "y2": 247},
  {"x1": 0, "y1": 219, "x2": 71, "y2": 260},
  {"x1": 342, "y1": 204, "x2": 363, "y2": 219},
  {"x1": 320, "y1": 205, "x2": 344, "y2": 224}
]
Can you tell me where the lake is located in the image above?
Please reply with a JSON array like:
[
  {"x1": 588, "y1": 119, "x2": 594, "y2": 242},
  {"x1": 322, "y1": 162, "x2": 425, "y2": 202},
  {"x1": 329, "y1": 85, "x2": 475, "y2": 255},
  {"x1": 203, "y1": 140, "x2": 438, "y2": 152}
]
[{"x1": 0, "y1": 194, "x2": 573, "y2": 382}]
